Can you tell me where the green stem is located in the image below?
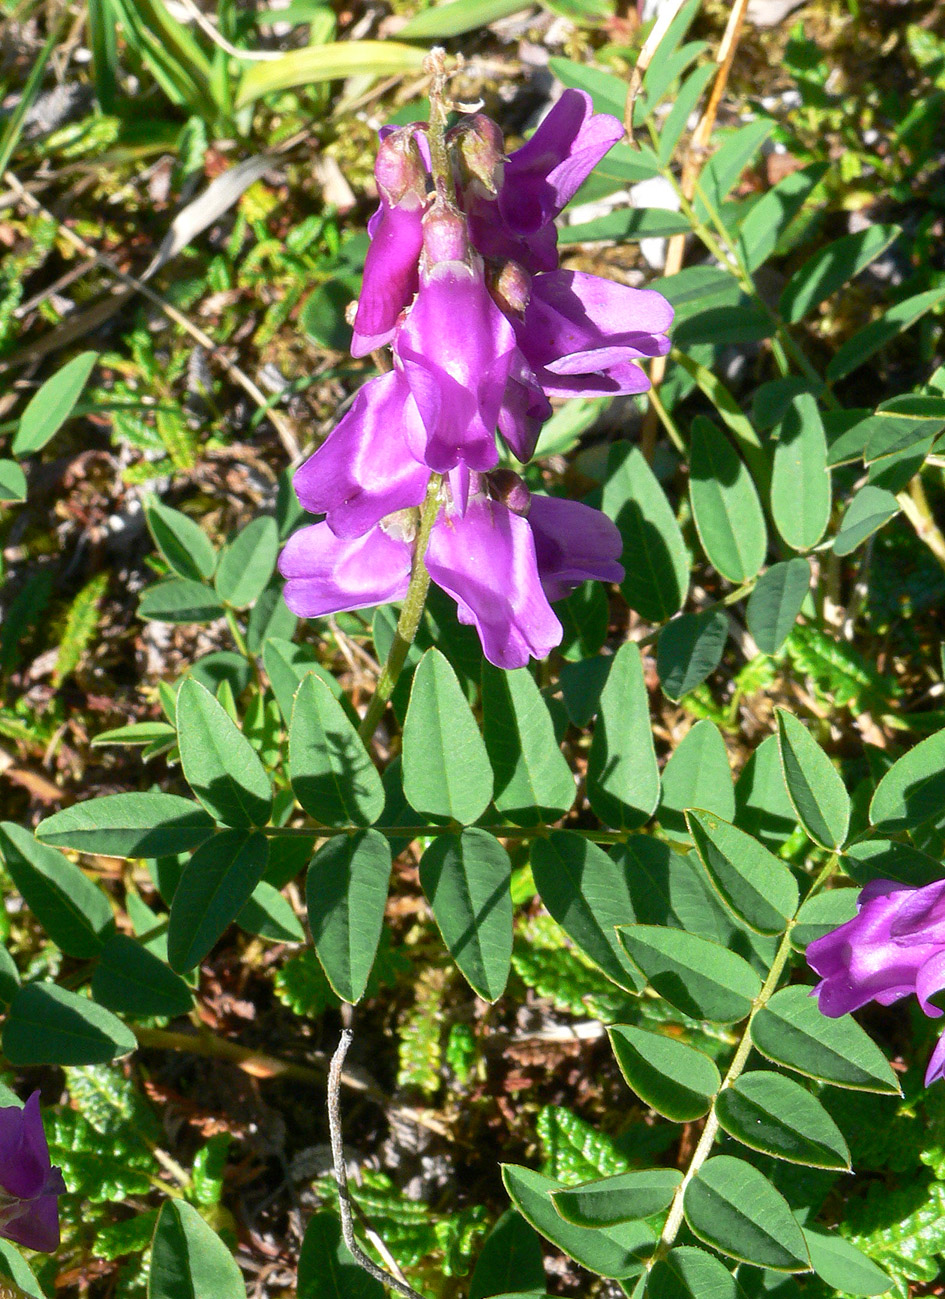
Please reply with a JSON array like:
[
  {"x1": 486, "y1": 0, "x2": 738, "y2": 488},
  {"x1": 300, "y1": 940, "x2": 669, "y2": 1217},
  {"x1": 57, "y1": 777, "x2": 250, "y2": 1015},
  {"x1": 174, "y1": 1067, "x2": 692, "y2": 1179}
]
[
  {"x1": 652, "y1": 854, "x2": 839, "y2": 1263},
  {"x1": 224, "y1": 606, "x2": 250, "y2": 659},
  {"x1": 646, "y1": 383, "x2": 687, "y2": 455},
  {"x1": 224, "y1": 603, "x2": 266, "y2": 692},
  {"x1": 358, "y1": 478, "x2": 442, "y2": 744},
  {"x1": 262, "y1": 823, "x2": 629, "y2": 844},
  {"x1": 670, "y1": 175, "x2": 836, "y2": 404},
  {"x1": 424, "y1": 48, "x2": 456, "y2": 206}
]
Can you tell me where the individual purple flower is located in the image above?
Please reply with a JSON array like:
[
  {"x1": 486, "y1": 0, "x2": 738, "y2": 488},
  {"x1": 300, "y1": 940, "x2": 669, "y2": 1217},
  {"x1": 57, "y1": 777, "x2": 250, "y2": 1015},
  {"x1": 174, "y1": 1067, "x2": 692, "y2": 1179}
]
[
  {"x1": 0, "y1": 1092, "x2": 65, "y2": 1253},
  {"x1": 528, "y1": 494, "x2": 625, "y2": 602},
  {"x1": 351, "y1": 129, "x2": 428, "y2": 358},
  {"x1": 292, "y1": 371, "x2": 429, "y2": 538},
  {"x1": 499, "y1": 89, "x2": 624, "y2": 236},
  {"x1": 280, "y1": 518, "x2": 413, "y2": 618},
  {"x1": 516, "y1": 270, "x2": 674, "y2": 397},
  {"x1": 424, "y1": 488, "x2": 563, "y2": 668},
  {"x1": 464, "y1": 90, "x2": 623, "y2": 274},
  {"x1": 807, "y1": 877, "x2": 945, "y2": 1087},
  {"x1": 395, "y1": 207, "x2": 518, "y2": 474}
]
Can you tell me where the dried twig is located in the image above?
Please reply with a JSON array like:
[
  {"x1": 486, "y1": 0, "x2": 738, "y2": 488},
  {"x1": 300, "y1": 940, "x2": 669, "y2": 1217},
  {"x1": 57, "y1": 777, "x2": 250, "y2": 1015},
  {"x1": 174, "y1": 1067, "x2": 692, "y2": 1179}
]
[
  {"x1": 328, "y1": 1029, "x2": 427, "y2": 1299},
  {"x1": 624, "y1": 0, "x2": 689, "y2": 138},
  {"x1": 174, "y1": 0, "x2": 281, "y2": 60},
  {"x1": 636, "y1": 0, "x2": 752, "y2": 460}
]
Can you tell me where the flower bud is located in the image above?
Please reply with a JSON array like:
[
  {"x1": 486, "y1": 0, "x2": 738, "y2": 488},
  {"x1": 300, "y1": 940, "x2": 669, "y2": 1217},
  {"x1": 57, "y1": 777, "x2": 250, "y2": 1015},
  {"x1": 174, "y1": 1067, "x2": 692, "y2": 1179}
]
[
  {"x1": 421, "y1": 202, "x2": 470, "y2": 266},
  {"x1": 489, "y1": 260, "x2": 531, "y2": 317},
  {"x1": 452, "y1": 114, "x2": 505, "y2": 195},
  {"x1": 487, "y1": 468, "x2": 531, "y2": 516},
  {"x1": 375, "y1": 128, "x2": 427, "y2": 208}
]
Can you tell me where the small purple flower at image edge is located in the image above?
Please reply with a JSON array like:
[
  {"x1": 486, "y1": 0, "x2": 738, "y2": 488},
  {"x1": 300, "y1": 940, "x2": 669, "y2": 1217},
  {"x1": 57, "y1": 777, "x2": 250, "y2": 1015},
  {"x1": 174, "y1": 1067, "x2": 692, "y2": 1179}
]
[
  {"x1": 807, "y1": 877, "x2": 945, "y2": 1087},
  {"x1": 0, "y1": 1091, "x2": 65, "y2": 1254}
]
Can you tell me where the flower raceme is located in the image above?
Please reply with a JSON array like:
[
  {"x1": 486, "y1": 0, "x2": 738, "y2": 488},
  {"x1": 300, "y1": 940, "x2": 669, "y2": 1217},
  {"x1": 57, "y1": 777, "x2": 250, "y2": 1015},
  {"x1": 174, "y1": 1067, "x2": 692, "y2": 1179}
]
[
  {"x1": 0, "y1": 1091, "x2": 65, "y2": 1253},
  {"x1": 807, "y1": 877, "x2": 945, "y2": 1087},
  {"x1": 279, "y1": 90, "x2": 674, "y2": 668}
]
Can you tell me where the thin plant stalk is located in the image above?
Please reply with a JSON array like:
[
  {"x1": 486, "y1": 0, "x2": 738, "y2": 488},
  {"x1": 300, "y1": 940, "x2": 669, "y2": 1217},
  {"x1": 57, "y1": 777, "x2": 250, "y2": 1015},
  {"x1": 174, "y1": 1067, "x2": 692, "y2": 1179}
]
[{"x1": 358, "y1": 477, "x2": 442, "y2": 744}]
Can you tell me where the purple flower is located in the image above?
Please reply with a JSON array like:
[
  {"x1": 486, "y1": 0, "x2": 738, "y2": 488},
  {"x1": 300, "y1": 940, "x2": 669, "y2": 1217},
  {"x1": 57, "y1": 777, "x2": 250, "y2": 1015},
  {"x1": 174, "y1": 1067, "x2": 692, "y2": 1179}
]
[
  {"x1": 280, "y1": 518, "x2": 413, "y2": 618},
  {"x1": 516, "y1": 270, "x2": 674, "y2": 397},
  {"x1": 395, "y1": 209, "x2": 518, "y2": 473},
  {"x1": 499, "y1": 90, "x2": 624, "y2": 236},
  {"x1": 351, "y1": 129, "x2": 428, "y2": 358},
  {"x1": 465, "y1": 91, "x2": 623, "y2": 274},
  {"x1": 0, "y1": 1092, "x2": 65, "y2": 1253},
  {"x1": 351, "y1": 204, "x2": 425, "y2": 357},
  {"x1": 528, "y1": 494, "x2": 625, "y2": 602},
  {"x1": 292, "y1": 371, "x2": 429, "y2": 538},
  {"x1": 279, "y1": 471, "x2": 624, "y2": 669},
  {"x1": 425, "y1": 489, "x2": 563, "y2": 668},
  {"x1": 807, "y1": 877, "x2": 945, "y2": 1086}
]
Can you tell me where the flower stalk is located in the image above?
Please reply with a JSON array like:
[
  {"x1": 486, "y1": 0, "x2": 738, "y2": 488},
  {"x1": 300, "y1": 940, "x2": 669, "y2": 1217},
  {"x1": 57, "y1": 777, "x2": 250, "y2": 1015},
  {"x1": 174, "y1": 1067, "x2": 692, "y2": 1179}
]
[{"x1": 358, "y1": 476, "x2": 442, "y2": 743}]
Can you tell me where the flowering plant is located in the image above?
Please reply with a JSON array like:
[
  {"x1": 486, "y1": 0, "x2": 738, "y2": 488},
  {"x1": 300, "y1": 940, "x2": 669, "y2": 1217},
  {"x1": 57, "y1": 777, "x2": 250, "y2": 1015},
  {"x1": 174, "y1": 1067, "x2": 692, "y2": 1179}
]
[{"x1": 8, "y1": 12, "x2": 945, "y2": 1299}]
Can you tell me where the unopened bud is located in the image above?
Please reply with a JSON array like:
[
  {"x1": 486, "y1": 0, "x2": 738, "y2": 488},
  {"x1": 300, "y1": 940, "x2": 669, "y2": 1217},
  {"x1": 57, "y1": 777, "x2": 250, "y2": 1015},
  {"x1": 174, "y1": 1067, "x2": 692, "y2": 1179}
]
[
  {"x1": 375, "y1": 128, "x2": 427, "y2": 207},
  {"x1": 422, "y1": 202, "x2": 470, "y2": 265},
  {"x1": 487, "y1": 469, "x2": 531, "y2": 516},
  {"x1": 490, "y1": 260, "x2": 531, "y2": 317},
  {"x1": 452, "y1": 114, "x2": 505, "y2": 194}
]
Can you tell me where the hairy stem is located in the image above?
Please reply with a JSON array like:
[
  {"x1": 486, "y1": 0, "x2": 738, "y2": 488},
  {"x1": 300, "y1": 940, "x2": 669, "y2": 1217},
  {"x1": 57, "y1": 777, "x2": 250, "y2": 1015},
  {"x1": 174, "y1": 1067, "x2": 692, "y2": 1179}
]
[
  {"x1": 358, "y1": 477, "x2": 442, "y2": 744},
  {"x1": 424, "y1": 47, "x2": 457, "y2": 207}
]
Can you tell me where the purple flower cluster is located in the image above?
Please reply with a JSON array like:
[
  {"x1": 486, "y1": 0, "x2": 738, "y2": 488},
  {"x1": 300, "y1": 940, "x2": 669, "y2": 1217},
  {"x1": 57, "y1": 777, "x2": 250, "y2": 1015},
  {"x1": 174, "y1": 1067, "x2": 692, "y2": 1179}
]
[
  {"x1": 0, "y1": 1092, "x2": 65, "y2": 1253},
  {"x1": 807, "y1": 877, "x2": 945, "y2": 1086},
  {"x1": 279, "y1": 91, "x2": 673, "y2": 668}
]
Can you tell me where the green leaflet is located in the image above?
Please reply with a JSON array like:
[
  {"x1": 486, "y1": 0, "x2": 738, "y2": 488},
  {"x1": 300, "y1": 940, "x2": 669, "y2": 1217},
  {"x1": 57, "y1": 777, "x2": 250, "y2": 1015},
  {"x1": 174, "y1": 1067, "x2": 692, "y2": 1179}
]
[
  {"x1": 689, "y1": 416, "x2": 766, "y2": 584},
  {"x1": 601, "y1": 442, "x2": 689, "y2": 622},
  {"x1": 177, "y1": 678, "x2": 273, "y2": 828},
  {"x1": 306, "y1": 830, "x2": 390, "y2": 1003},
  {"x1": 167, "y1": 830, "x2": 269, "y2": 972},
  {"x1": 481, "y1": 664, "x2": 574, "y2": 825},
  {"x1": 658, "y1": 720, "x2": 735, "y2": 834},
  {"x1": 289, "y1": 672, "x2": 384, "y2": 826},
  {"x1": 715, "y1": 1072, "x2": 851, "y2": 1169},
  {"x1": 770, "y1": 395, "x2": 831, "y2": 552},
  {"x1": 586, "y1": 641, "x2": 660, "y2": 829},
  {"x1": 531, "y1": 832, "x2": 642, "y2": 991},
  {"x1": 502, "y1": 1164, "x2": 655, "y2": 1280},
  {"x1": 419, "y1": 830, "x2": 512, "y2": 1002},
  {"x1": 0, "y1": 822, "x2": 115, "y2": 957},
  {"x1": 683, "y1": 1156, "x2": 810, "y2": 1271},
  {"x1": 686, "y1": 810, "x2": 798, "y2": 934},
  {"x1": 552, "y1": 1169, "x2": 682, "y2": 1228},
  {"x1": 296, "y1": 1212, "x2": 385, "y2": 1299},
  {"x1": 617, "y1": 924, "x2": 761, "y2": 1023},
  {"x1": 750, "y1": 985, "x2": 900, "y2": 1093},
  {"x1": 149, "y1": 1200, "x2": 244, "y2": 1299},
  {"x1": 776, "y1": 709, "x2": 850, "y2": 850},
  {"x1": 402, "y1": 648, "x2": 493, "y2": 824},
  {"x1": 3, "y1": 983, "x2": 136, "y2": 1066}
]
